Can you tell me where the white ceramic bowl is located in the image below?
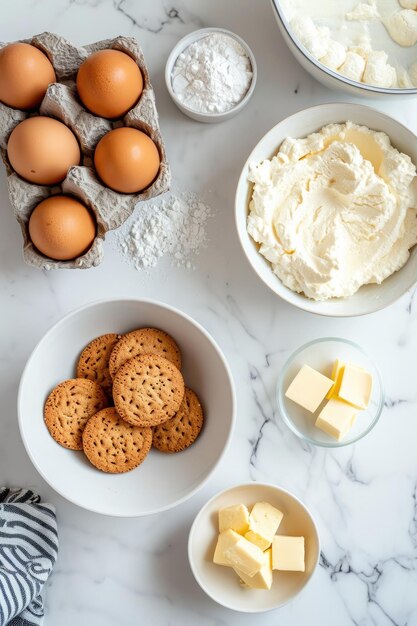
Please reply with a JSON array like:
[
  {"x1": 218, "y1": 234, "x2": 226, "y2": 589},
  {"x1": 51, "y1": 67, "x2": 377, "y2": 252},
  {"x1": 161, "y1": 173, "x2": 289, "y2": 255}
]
[
  {"x1": 270, "y1": 0, "x2": 417, "y2": 98},
  {"x1": 165, "y1": 27, "x2": 257, "y2": 123},
  {"x1": 235, "y1": 102, "x2": 417, "y2": 317},
  {"x1": 277, "y1": 338, "x2": 384, "y2": 448},
  {"x1": 18, "y1": 298, "x2": 236, "y2": 517},
  {"x1": 188, "y1": 482, "x2": 320, "y2": 613}
]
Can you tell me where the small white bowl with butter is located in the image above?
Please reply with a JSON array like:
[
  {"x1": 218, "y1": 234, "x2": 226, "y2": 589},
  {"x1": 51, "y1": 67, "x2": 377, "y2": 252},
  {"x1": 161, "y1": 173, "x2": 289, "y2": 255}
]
[
  {"x1": 277, "y1": 337, "x2": 384, "y2": 448},
  {"x1": 235, "y1": 102, "x2": 417, "y2": 316},
  {"x1": 188, "y1": 482, "x2": 320, "y2": 612}
]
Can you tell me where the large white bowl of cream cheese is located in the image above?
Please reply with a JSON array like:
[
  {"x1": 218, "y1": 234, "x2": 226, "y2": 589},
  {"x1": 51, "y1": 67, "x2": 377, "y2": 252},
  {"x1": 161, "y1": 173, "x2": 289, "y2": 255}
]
[
  {"x1": 270, "y1": 0, "x2": 417, "y2": 98},
  {"x1": 235, "y1": 102, "x2": 417, "y2": 316}
]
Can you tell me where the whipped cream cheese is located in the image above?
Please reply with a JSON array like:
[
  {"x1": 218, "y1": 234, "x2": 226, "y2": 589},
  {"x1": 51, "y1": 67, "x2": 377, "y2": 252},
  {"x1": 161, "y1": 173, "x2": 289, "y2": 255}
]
[
  {"x1": 282, "y1": 0, "x2": 417, "y2": 89},
  {"x1": 247, "y1": 122, "x2": 417, "y2": 300},
  {"x1": 385, "y1": 9, "x2": 417, "y2": 47}
]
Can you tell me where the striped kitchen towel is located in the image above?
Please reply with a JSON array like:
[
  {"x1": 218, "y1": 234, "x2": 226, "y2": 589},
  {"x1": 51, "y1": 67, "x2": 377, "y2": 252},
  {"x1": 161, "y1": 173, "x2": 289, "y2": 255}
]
[{"x1": 0, "y1": 488, "x2": 58, "y2": 626}]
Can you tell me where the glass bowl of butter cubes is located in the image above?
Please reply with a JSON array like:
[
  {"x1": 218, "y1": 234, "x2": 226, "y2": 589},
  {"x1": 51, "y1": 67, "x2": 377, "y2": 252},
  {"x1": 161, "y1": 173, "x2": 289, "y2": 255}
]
[
  {"x1": 277, "y1": 337, "x2": 384, "y2": 448},
  {"x1": 188, "y1": 482, "x2": 319, "y2": 612}
]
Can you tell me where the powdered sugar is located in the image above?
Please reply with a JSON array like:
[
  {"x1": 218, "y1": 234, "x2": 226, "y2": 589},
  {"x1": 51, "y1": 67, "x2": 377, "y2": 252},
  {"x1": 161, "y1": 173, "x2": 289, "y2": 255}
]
[
  {"x1": 118, "y1": 192, "x2": 212, "y2": 271},
  {"x1": 171, "y1": 33, "x2": 253, "y2": 113}
]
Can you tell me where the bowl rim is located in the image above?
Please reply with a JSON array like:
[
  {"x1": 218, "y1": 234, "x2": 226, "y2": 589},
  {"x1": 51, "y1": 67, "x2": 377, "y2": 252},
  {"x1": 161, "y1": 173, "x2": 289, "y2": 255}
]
[
  {"x1": 164, "y1": 27, "x2": 258, "y2": 119},
  {"x1": 235, "y1": 101, "x2": 417, "y2": 317},
  {"x1": 270, "y1": 0, "x2": 417, "y2": 95},
  {"x1": 276, "y1": 337, "x2": 385, "y2": 448},
  {"x1": 17, "y1": 296, "x2": 237, "y2": 517},
  {"x1": 188, "y1": 481, "x2": 320, "y2": 613}
]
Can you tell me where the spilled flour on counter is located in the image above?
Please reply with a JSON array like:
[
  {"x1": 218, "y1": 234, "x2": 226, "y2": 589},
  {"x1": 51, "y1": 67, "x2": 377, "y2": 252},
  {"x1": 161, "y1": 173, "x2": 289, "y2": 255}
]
[{"x1": 118, "y1": 192, "x2": 212, "y2": 271}]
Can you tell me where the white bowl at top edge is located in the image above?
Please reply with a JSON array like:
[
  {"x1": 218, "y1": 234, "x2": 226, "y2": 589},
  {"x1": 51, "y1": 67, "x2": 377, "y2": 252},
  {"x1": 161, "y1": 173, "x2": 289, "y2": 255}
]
[
  {"x1": 188, "y1": 482, "x2": 320, "y2": 613},
  {"x1": 270, "y1": 0, "x2": 417, "y2": 98},
  {"x1": 235, "y1": 102, "x2": 417, "y2": 317},
  {"x1": 165, "y1": 27, "x2": 257, "y2": 123},
  {"x1": 18, "y1": 298, "x2": 236, "y2": 517}
]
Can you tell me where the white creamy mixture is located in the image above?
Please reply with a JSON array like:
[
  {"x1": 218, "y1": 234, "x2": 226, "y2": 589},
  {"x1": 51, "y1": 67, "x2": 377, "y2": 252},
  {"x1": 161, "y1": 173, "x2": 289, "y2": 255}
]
[
  {"x1": 282, "y1": 0, "x2": 417, "y2": 88},
  {"x1": 247, "y1": 122, "x2": 417, "y2": 300}
]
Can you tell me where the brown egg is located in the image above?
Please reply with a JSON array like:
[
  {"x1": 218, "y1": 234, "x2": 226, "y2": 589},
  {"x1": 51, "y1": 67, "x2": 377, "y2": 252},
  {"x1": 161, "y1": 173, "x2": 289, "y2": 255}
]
[
  {"x1": 0, "y1": 42, "x2": 56, "y2": 110},
  {"x1": 77, "y1": 49, "x2": 143, "y2": 119},
  {"x1": 7, "y1": 116, "x2": 80, "y2": 185},
  {"x1": 29, "y1": 195, "x2": 96, "y2": 260},
  {"x1": 94, "y1": 127, "x2": 160, "y2": 193}
]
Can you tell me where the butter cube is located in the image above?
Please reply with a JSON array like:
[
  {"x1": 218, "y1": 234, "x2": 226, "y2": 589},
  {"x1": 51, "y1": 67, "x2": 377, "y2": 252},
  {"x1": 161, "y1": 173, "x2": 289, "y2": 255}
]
[
  {"x1": 223, "y1": 534, "x2": 265, "y2": 577},
  {"x1": 218, "y1": 504, "x2": 250, "y2": 534},
  {"x1": 272, "y1": 536, "x2": 305, "y2": 572},
  {"x1": 213, "y1": 529, "x2": 241, "y2": 566},
  {"x1": 285, "y1": 365, "x2": 333, "y2": 413},
  {"x1": 338, "y1": 363, "x2": 372, "y2": 409},
  {"x1": 326, "y1": 360, "x2": 345, "y2": 399},
  {"x1": 315, "y1": 398, "x2": 357, "y2": 441},
  {"x1": 235, "y1": 548, "x2": 273, "y2": 590},
  {"x1": 245, "y1": 501, "x2": 284, "y2": 551}
]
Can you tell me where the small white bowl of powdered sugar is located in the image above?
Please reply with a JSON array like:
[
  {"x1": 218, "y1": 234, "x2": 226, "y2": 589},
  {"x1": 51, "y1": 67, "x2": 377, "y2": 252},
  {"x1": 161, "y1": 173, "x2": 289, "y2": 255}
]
[{"x1": 165, "y1": 27, "x2": 257, "y2": 123}]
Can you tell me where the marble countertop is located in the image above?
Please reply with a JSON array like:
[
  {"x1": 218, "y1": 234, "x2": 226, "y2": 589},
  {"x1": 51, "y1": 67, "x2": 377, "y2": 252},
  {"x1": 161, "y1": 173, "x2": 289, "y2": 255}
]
[{"x1": 1, "y1": 0, "x2": 417, "y2": 624}]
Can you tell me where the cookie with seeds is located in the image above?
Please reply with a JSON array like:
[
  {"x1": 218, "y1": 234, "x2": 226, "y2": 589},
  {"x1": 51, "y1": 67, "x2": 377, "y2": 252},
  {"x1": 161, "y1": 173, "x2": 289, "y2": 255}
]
[
  {"x1": 76, "y1": 333, "x2": 121, "y2": 398},
  {"x1": 113, "y1": 354, "x2": 185, "y2": 427},
  {"x1": 44, "y1": 378, "x2": 108, "y2": 450},
  {"x1": 82, "y1": 407, "x2": 152, "y2": 473},
  {"x1": 108, "y1": 328, "x2": 181, "y2": 379},
  {"x1": 153, "y1": 388, "x2": 204, "y2": 453}
]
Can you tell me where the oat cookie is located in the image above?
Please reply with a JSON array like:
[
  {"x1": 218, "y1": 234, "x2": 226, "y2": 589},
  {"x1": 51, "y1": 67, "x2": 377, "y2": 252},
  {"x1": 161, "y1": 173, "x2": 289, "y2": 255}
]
[
  {"x1": 44, "y1": 378, "x2": 108, "y2": 450},
  {"x1": 108, "y1": 327, "x2": 181, "y2": 378},
  {"x1": 113, "y1": 354, "x2": 185, "y2": 427},
  {"x1": 82, "y1": 407, "x2": 152, "y2": 473},
  {"x1": 153, "y1": 388, "x2": 204, "y2": 453},
  {"x1": 76, "y1": 333, "x2": 121, "y2": 397}
]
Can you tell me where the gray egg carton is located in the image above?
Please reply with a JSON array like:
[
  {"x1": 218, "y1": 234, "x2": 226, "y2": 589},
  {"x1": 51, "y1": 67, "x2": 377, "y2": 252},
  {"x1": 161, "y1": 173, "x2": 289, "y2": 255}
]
[{"x1": 0, "y1": 32, "x2": 171, "y2": 269}]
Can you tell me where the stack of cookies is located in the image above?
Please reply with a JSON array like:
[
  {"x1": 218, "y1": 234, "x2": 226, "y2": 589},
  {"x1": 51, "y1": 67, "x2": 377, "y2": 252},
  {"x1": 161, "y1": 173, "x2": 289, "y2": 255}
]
[{"x1": 44, "y1": 328, "x2": 204, "y2": 473}]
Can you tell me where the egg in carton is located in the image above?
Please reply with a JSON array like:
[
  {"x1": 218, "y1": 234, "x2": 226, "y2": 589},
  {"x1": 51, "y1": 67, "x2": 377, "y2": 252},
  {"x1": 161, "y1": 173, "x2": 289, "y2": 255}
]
[{"x1": 0, "y1": 32, "x2": 171, "y2": 270}]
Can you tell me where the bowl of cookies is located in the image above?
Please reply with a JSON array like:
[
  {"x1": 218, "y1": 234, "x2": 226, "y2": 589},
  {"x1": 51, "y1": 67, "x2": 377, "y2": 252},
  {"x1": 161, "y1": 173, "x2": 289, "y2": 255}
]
[{"x1": 18, "y1": 298, "x2": 235, "y2": 516}]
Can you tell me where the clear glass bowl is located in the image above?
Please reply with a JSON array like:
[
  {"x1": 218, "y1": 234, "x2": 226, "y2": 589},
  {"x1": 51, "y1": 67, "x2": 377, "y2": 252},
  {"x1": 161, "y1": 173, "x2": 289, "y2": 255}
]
[{"x1": 276, "y1": 338, "x2": 384, "y2": 448}]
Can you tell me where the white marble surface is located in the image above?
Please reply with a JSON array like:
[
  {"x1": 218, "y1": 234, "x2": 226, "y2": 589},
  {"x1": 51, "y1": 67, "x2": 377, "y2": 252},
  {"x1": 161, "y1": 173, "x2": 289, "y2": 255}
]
[{"x1": 1, "y1": 0, "x2": 417, "y2": 624}]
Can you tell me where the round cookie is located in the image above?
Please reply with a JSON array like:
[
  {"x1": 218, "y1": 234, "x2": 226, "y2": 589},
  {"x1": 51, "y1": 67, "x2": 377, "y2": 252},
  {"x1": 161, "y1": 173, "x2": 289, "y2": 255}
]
[
  {"x1": 113, "y1": 354, "x2": 185, "y2": 427},
  {"x1": 153, "y1": 388, "x2": 204, "y2": 453},
  {"x1": 82, "y1": 407, "x2": 152, "y2": 474},
  {"x1": 108, "y1": 328, "x2": 181, "y2": 379},
  {"x1": 44, "y1": 378, "x2": 108, "y2": 450},
  {"x1": 76, "y1": 333, "x2": 121, "y2": 398}
]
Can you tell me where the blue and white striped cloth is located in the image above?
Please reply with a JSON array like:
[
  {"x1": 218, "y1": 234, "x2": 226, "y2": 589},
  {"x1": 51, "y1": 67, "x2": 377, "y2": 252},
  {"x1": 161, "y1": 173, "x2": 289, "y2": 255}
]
[{"x1": 0, "y1": 488, "x2": 58, "y2": 626}]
